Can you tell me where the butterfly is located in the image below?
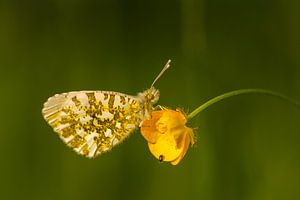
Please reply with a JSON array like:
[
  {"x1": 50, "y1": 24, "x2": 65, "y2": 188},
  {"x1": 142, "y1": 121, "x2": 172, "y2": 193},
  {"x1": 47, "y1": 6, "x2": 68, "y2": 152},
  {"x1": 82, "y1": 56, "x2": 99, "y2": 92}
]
[{"x1": 42, "y1": 60, "x2": 171, "y2": 158}]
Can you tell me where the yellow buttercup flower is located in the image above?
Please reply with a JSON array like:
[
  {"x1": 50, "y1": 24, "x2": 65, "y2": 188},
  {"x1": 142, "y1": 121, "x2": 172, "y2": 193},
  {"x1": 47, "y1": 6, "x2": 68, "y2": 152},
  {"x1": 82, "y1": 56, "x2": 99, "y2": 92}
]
[{"x1": 141, "y1": 109, "x2": 195, "y2": 165}]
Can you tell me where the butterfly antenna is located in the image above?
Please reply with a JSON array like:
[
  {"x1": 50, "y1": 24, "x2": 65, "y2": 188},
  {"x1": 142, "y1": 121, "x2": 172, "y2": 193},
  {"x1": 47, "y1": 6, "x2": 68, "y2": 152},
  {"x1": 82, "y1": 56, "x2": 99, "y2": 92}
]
[{"x1": 151, "y1": 59, "x2": 171, "y2": 87}]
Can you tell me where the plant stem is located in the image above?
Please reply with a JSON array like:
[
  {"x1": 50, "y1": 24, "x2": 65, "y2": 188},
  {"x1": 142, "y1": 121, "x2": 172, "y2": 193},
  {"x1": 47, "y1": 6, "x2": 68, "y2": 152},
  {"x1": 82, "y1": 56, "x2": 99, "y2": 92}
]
[{"x1": 187, "y1": 89, "x2": 300, "y2": 120}]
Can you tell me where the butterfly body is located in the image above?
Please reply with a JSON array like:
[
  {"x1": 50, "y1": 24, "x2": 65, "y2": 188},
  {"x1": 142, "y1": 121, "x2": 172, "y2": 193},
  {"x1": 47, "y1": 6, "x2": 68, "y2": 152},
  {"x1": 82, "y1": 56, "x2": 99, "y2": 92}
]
[{"x1": 42, "y1": 87, "x2": 159, "y2": 158}]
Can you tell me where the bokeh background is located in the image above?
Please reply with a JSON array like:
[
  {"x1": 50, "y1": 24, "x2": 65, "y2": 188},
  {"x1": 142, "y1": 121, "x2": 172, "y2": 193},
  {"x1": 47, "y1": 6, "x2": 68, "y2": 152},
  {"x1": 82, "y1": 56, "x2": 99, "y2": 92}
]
[{"x1": 0, "y1": 0, "x2": 299, "y2": 200}]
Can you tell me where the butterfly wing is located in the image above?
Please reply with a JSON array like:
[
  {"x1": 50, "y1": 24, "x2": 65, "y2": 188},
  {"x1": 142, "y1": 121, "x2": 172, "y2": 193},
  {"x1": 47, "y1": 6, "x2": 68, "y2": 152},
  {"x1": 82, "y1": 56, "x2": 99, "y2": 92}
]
[{"x1": 42, "y1": 91, "x2": 143, "y2": 158}]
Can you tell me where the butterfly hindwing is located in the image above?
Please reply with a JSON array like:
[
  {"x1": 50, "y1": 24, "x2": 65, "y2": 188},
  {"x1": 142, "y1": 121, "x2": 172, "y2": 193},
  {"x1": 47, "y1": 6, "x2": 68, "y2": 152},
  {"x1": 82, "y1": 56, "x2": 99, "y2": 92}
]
[{"x1": 42, "y1": 91, "x2": 143, "y2": 158}]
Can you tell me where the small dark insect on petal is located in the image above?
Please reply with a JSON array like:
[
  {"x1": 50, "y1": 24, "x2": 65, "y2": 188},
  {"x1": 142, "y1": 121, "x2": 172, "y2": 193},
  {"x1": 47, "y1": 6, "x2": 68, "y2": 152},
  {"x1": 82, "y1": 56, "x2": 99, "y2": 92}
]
[{"x1": 159, "y1": 155, "x2": 164, "y2": 162}]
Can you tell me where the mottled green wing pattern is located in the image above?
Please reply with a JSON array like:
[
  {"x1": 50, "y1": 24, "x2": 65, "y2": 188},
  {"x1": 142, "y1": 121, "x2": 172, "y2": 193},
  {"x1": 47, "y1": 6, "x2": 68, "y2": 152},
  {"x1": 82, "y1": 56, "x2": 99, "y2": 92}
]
[{"x1": 42, "y1": 91, "x2": 143, "y2": 158}]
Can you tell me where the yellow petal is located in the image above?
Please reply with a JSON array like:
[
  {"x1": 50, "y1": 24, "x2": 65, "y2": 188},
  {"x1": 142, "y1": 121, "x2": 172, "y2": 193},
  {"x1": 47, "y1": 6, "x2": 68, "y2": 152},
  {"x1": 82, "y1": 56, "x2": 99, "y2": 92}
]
[
  {"x1": 170, "y1": 128, "x2": 193, "y2": 165},
  {"x1": 148, "y1": 132, "x2": 182, "y2": 162},
  {"x1": 140, "y1": 111, "x2": 164, "y2": 143},
  {"x1": 171, "y1": 126, "x2": 188, "y2": 148},
  {"x1": 158, "y1": 110, "x2": 187, "y2": 130}
]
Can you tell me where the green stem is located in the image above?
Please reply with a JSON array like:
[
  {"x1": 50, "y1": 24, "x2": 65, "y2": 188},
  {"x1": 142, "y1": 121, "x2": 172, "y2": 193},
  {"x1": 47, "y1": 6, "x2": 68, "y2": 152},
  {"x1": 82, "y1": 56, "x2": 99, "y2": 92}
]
[{"x1": 187, "y1": 89, "x2": 300, "y2": 120}]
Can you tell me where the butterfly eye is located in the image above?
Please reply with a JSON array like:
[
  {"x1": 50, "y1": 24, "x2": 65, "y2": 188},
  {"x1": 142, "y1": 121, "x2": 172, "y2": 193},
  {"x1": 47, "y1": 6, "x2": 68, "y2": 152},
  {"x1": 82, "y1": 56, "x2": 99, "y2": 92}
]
[{"x1": 147, "y1": 93, "x2": 154, "y2": 100}]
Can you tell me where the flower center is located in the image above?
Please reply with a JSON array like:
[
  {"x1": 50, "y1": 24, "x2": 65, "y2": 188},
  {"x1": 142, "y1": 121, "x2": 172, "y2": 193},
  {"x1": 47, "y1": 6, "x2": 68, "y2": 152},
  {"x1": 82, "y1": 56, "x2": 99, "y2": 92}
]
[{"x1": 156, "y1": 121, "x2": 168, "y2": 134}]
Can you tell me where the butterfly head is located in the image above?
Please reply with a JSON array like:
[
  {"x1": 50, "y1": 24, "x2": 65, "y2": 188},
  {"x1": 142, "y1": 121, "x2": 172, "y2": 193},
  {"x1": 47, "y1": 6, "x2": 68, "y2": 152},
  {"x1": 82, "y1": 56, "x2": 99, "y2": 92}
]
[
  {"x1": 139, "y1": 86, "x2": 160, "y2": 105},
  {"x1": 138, "y1": 87, "x2": 160, "y2": 118}
]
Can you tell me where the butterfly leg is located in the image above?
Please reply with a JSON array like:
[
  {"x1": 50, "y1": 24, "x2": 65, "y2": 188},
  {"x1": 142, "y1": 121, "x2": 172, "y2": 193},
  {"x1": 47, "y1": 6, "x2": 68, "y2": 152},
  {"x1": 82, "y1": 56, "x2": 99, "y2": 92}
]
[{"x1": 154, "y1": 105, "x2": 167, "y2": 110}]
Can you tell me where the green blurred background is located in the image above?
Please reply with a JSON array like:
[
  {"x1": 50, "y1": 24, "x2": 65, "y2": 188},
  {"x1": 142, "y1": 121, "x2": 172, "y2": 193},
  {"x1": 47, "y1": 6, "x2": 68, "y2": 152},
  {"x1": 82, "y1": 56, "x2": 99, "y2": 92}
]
[{"x1": 0, "y1": 0, "x2": 299, "y2": 200}]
